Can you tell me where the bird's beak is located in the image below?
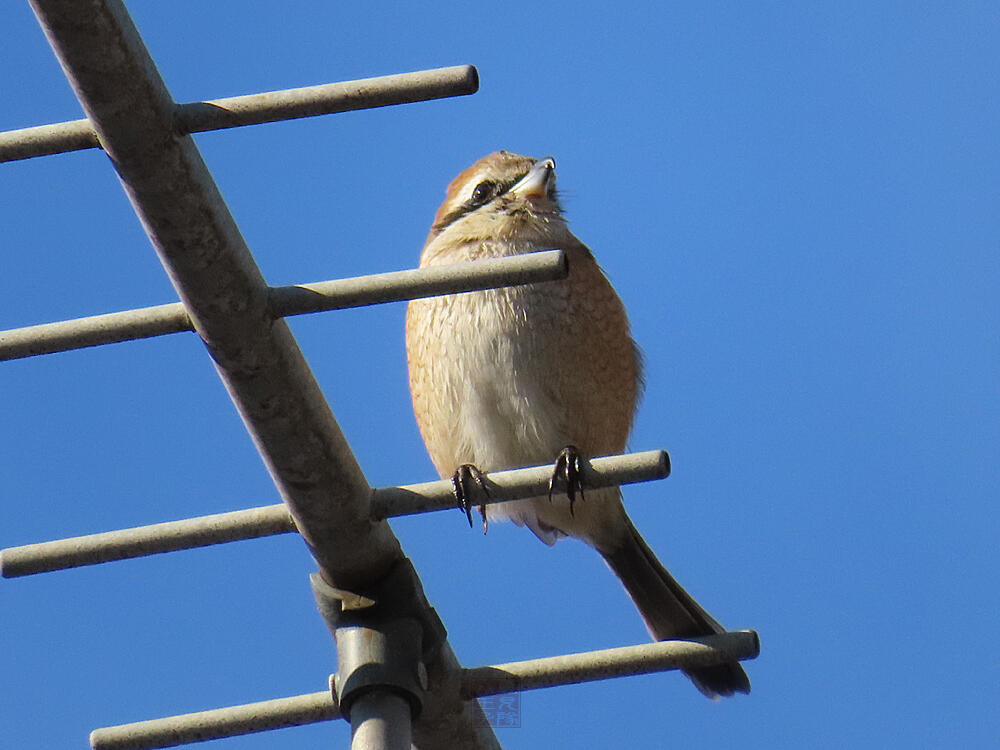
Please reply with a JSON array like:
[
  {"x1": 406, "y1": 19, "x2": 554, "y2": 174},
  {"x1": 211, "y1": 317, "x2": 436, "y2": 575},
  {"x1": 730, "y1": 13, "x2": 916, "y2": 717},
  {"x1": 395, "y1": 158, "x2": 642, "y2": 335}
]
[{"x1": 510, "y1": 157, "x2": 556, "y2": 199}]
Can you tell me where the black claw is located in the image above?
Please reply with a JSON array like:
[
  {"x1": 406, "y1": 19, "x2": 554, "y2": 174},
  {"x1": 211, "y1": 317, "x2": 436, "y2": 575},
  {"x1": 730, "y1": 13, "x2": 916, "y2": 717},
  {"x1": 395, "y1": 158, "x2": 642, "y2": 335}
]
[
  {"x1": 548, "y1": 445, "x2": 586, "y2": 516},
  {"x1": 452, "y1": 471, "x2": 474, "y2": 527},
  {"x1": 452, "y1": 464, "x2": 490, "y2": 529}
]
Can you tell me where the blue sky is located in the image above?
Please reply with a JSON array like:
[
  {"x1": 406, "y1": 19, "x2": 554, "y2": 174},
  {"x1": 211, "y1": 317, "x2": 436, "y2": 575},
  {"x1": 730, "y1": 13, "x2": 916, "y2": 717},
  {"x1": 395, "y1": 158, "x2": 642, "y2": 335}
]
[{"x1": 2, "y1": 2, "x2": 998, "y2": 748}]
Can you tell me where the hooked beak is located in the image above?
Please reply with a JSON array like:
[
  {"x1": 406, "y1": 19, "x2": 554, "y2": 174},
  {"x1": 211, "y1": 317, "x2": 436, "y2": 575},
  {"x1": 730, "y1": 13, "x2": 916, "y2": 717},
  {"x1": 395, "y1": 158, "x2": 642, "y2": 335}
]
[{"x1": 510, "y1": 156, "x2": 556, "y2": 199}]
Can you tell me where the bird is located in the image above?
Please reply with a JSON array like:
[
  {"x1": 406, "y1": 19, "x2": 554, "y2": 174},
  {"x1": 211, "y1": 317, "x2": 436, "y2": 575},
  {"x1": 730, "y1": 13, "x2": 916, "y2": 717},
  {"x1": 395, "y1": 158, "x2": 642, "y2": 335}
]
[{"x1": 405, "y1": 151, "x2": 749, "y2": 698}]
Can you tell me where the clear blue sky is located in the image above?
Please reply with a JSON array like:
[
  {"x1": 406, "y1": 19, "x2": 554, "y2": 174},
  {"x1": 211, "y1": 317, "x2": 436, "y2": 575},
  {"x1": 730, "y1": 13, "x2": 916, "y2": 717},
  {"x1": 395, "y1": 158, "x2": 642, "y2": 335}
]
[{"x1": 2, "y1": 2, "x2": 998, "y2": 748}]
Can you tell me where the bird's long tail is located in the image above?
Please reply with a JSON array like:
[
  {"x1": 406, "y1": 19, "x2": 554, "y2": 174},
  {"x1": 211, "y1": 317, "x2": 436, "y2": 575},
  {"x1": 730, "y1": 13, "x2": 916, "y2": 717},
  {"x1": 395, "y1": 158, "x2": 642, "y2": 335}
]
[{"x1": 599, "y1": 514, "x2": 751, "y2": 698}]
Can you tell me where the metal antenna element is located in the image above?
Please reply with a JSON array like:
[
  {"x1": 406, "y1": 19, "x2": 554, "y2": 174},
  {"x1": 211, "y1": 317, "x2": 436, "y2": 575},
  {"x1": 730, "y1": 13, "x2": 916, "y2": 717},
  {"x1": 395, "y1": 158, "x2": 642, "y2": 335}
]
[
  {"x1": 23, "y1": 0, "x2": 493, "y2": 745},
  {"x1": 3, "y1": 1, "x2": 760, "y2": 747},
  {"x1": 0, "y1": 250, "x2": 568, "y2": 361},
  {"x1": 1, "y1": 451, "x2": 670, "y2": 577},
  {"x1": 88, "y1": 633, "x2": 759, "y2": 750},
  {"x1": 0, "y1": 66, "x2": 479, "y2": 163}
]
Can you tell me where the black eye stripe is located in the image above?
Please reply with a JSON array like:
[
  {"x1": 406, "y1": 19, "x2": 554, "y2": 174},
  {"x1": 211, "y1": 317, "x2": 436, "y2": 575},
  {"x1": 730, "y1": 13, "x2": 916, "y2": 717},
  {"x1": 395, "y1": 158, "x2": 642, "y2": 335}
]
[
  {"x1": 430, "y1": 175, "x2": 524, "y2": 234},
  {"x1": 431, "y1": 206, "x2": 470, "y2": 234}
]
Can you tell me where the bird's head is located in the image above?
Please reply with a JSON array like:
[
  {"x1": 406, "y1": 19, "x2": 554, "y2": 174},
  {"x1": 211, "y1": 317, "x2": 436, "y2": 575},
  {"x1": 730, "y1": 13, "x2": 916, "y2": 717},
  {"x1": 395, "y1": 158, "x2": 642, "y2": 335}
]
[{"x1": 422, "y1": 151, "x2": 565, "y2": 261}]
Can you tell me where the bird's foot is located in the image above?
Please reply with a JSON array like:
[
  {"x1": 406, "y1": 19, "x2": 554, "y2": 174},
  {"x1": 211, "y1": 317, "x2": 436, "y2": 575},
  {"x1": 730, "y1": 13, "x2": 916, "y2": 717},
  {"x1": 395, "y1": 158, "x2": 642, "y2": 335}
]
[
  {"x1": 452, "y1": 464, "x2": 490, "y2": 533},
  {"x1": 548, "y1": 445, "x2": 585, "y2": 516}
]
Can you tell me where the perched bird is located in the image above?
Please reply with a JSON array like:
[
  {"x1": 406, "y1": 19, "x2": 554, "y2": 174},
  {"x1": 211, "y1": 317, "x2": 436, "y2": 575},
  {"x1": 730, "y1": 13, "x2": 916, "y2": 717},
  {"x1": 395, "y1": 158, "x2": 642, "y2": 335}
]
[{"x1": 405, "y1": 151, "x2": 749, "y2": 697}]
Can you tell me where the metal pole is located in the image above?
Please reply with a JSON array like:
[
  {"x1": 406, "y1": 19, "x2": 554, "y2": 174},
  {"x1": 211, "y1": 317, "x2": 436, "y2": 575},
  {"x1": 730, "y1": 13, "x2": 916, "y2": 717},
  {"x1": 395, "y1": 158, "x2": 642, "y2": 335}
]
[
  {"x1": 89, "y1": 690, "x2": 339, "y2": 750},
  {"x1": 0, "y1": 250, "x2": 567, "y2": 361},
  {"x1": 1, "y1": 450, "x2": 669, "y2": 576},
  {"x1": 88, "y1": 632, "x2": 760, "y2": 750},
  {"x1": 462, "y1": 632, "x2": 761, "y2": 697},
  {"x1": 0, "y1": 66, "x2": 478, "y2": 162},
  {"x1": 350, "y1": 693, "x2": 412, "y2": 750},
  {"x1": 26, "y1": 0, "x2": 496, "y2": 745}
]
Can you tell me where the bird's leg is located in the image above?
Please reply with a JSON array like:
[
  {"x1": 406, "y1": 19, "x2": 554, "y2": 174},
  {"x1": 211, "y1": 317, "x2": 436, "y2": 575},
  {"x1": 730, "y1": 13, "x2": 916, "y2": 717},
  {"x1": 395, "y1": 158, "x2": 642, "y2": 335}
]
[
  {"x1": 452, "y1": 464, "x2": 490, "y2": 532},
  {"x1": 548, "y1": 445, "x2": 585, "y2": 516}
]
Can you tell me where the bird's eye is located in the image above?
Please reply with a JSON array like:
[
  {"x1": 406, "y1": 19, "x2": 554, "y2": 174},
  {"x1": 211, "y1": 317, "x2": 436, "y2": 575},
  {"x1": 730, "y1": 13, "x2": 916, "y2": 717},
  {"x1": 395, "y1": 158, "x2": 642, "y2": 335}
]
[{"x1": 470, "y1": 180, "x2": 497, "y2": 205}]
